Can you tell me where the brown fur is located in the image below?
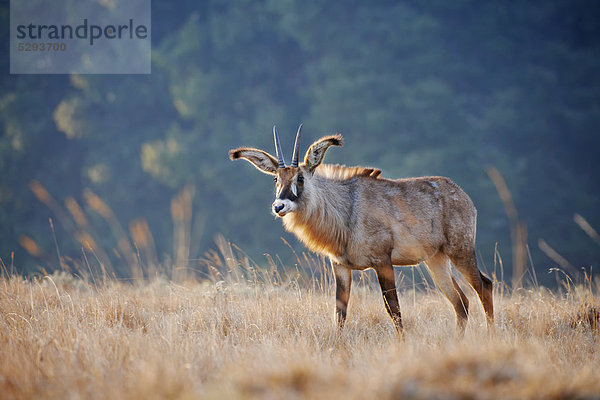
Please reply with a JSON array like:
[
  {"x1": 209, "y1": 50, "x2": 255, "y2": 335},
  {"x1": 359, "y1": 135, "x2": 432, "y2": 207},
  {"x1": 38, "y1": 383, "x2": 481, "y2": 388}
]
[
  {"x1": 230, "y1": 132, "x2": 494, "y2": 335},
  {"x1": 316, "y1": 164, "x2": 383, "y2": 180}
]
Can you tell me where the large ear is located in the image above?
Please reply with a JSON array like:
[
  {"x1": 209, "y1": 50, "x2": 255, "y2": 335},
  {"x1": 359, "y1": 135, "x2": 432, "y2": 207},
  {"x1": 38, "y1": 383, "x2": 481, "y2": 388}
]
[
  {"x1": 229, "y1": 147, "x2": 278, "y2": 175},
  {"x1": 303, "y1": 134, "x2": 343, "y2": 173}
]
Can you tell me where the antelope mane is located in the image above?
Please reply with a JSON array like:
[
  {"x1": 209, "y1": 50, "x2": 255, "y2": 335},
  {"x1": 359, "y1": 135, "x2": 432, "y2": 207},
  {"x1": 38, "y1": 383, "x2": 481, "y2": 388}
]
[{"x1": 314, "y1": 164, "x2": 382, "y2": 180}]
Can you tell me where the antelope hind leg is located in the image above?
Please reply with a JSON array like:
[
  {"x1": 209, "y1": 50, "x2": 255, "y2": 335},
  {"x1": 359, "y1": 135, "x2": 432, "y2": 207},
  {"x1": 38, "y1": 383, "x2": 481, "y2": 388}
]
[
  {"x1": 450, "y1": 251, "x2": 494, "y2": 326},
  {"x1": 425, "y1": 253, "x2": 469, "y2": 336}
]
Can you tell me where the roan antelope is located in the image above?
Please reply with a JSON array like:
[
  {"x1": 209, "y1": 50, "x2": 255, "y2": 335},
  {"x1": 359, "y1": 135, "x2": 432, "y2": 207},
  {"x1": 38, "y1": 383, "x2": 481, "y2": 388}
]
[{"x1": 229, "y1": 125, "x2": 494, "y2": 335}]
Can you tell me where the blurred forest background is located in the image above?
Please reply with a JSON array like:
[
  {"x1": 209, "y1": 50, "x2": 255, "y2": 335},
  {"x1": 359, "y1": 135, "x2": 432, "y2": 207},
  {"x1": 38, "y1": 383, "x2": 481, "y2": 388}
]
[{"x1": 1, "y1": 0, "x2": 599, "y2": 285}]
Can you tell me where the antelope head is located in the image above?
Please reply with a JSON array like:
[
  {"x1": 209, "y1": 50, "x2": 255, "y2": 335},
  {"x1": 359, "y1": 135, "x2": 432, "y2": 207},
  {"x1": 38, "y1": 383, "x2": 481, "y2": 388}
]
[{"x1": 229, "y1": 124, "x2": 343, "y2": 217}]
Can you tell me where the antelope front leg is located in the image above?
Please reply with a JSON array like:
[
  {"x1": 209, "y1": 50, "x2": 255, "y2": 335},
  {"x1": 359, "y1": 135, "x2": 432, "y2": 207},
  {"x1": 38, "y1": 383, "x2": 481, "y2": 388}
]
[
  {"x1": 375, "y1": 260, "x2": 403, "y2": 335},
  {"x1": 333, "y1": 263, "x2": 352, "y2": 329}
]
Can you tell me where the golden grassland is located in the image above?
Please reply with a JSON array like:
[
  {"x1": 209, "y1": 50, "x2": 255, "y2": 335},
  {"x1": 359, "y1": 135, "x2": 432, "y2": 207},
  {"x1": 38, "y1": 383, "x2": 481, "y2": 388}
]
[
  {"x1": 9, "y1": 153, "x2": 599, "y2": 399},
  {"x1": 1, "y1": 253, "x2": 599, "y2": 400}
]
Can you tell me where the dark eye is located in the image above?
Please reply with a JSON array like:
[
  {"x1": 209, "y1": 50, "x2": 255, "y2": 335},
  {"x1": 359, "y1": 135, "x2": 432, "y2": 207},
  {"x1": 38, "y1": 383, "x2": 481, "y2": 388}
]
[
  {"x1": 297, "y1": 175, "x2": 304, "y2": 184},
  {"x1": 273, "y1": 176, "x2": 278, "y2": 182}
]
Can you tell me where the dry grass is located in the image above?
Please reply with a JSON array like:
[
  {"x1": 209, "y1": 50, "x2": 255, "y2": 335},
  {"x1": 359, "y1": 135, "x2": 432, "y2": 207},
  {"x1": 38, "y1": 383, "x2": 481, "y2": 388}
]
[
  {"x1": 1, "y1": 253, "x2": 599, "y2": 400},
  {"x1": 13, "y1": 152, "x2": 600, "y2": 399}
]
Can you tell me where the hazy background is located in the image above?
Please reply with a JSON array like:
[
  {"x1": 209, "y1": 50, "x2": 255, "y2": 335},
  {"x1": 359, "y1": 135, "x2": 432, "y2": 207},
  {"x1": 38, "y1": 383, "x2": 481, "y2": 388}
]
[{"x1": 1, "y1": 0, "x2": 599, "y2": 285}]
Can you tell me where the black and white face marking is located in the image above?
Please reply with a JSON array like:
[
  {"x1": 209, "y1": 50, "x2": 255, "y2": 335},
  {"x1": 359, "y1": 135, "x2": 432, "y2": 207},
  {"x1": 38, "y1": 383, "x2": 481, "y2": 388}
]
[{"x1": 272, "y1": 169, "x2": 304, "y2": 217}]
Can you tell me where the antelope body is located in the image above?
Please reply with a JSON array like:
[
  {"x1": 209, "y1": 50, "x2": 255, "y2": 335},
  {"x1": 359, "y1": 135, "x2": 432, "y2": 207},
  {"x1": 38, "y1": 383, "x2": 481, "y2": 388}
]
[{"x1": 229, "y1": 125, "x2": 494, "y2": 335}]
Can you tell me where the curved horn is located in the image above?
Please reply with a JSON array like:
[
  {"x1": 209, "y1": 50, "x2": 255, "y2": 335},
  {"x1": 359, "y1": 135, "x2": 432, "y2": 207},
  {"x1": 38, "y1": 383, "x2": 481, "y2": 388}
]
[
  {"x1": 273, "y1": 126, "x2": 286, "y2": 168},
  {"x1": 291, "y1": 124, "x2": 302, "y2": 167}
]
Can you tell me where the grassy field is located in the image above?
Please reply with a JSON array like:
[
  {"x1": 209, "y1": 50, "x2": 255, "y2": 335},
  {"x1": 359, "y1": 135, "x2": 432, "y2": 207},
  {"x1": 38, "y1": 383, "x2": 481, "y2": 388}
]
[{"x1": 1, "y1": 252, "x2": 599, "y2": 400}]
